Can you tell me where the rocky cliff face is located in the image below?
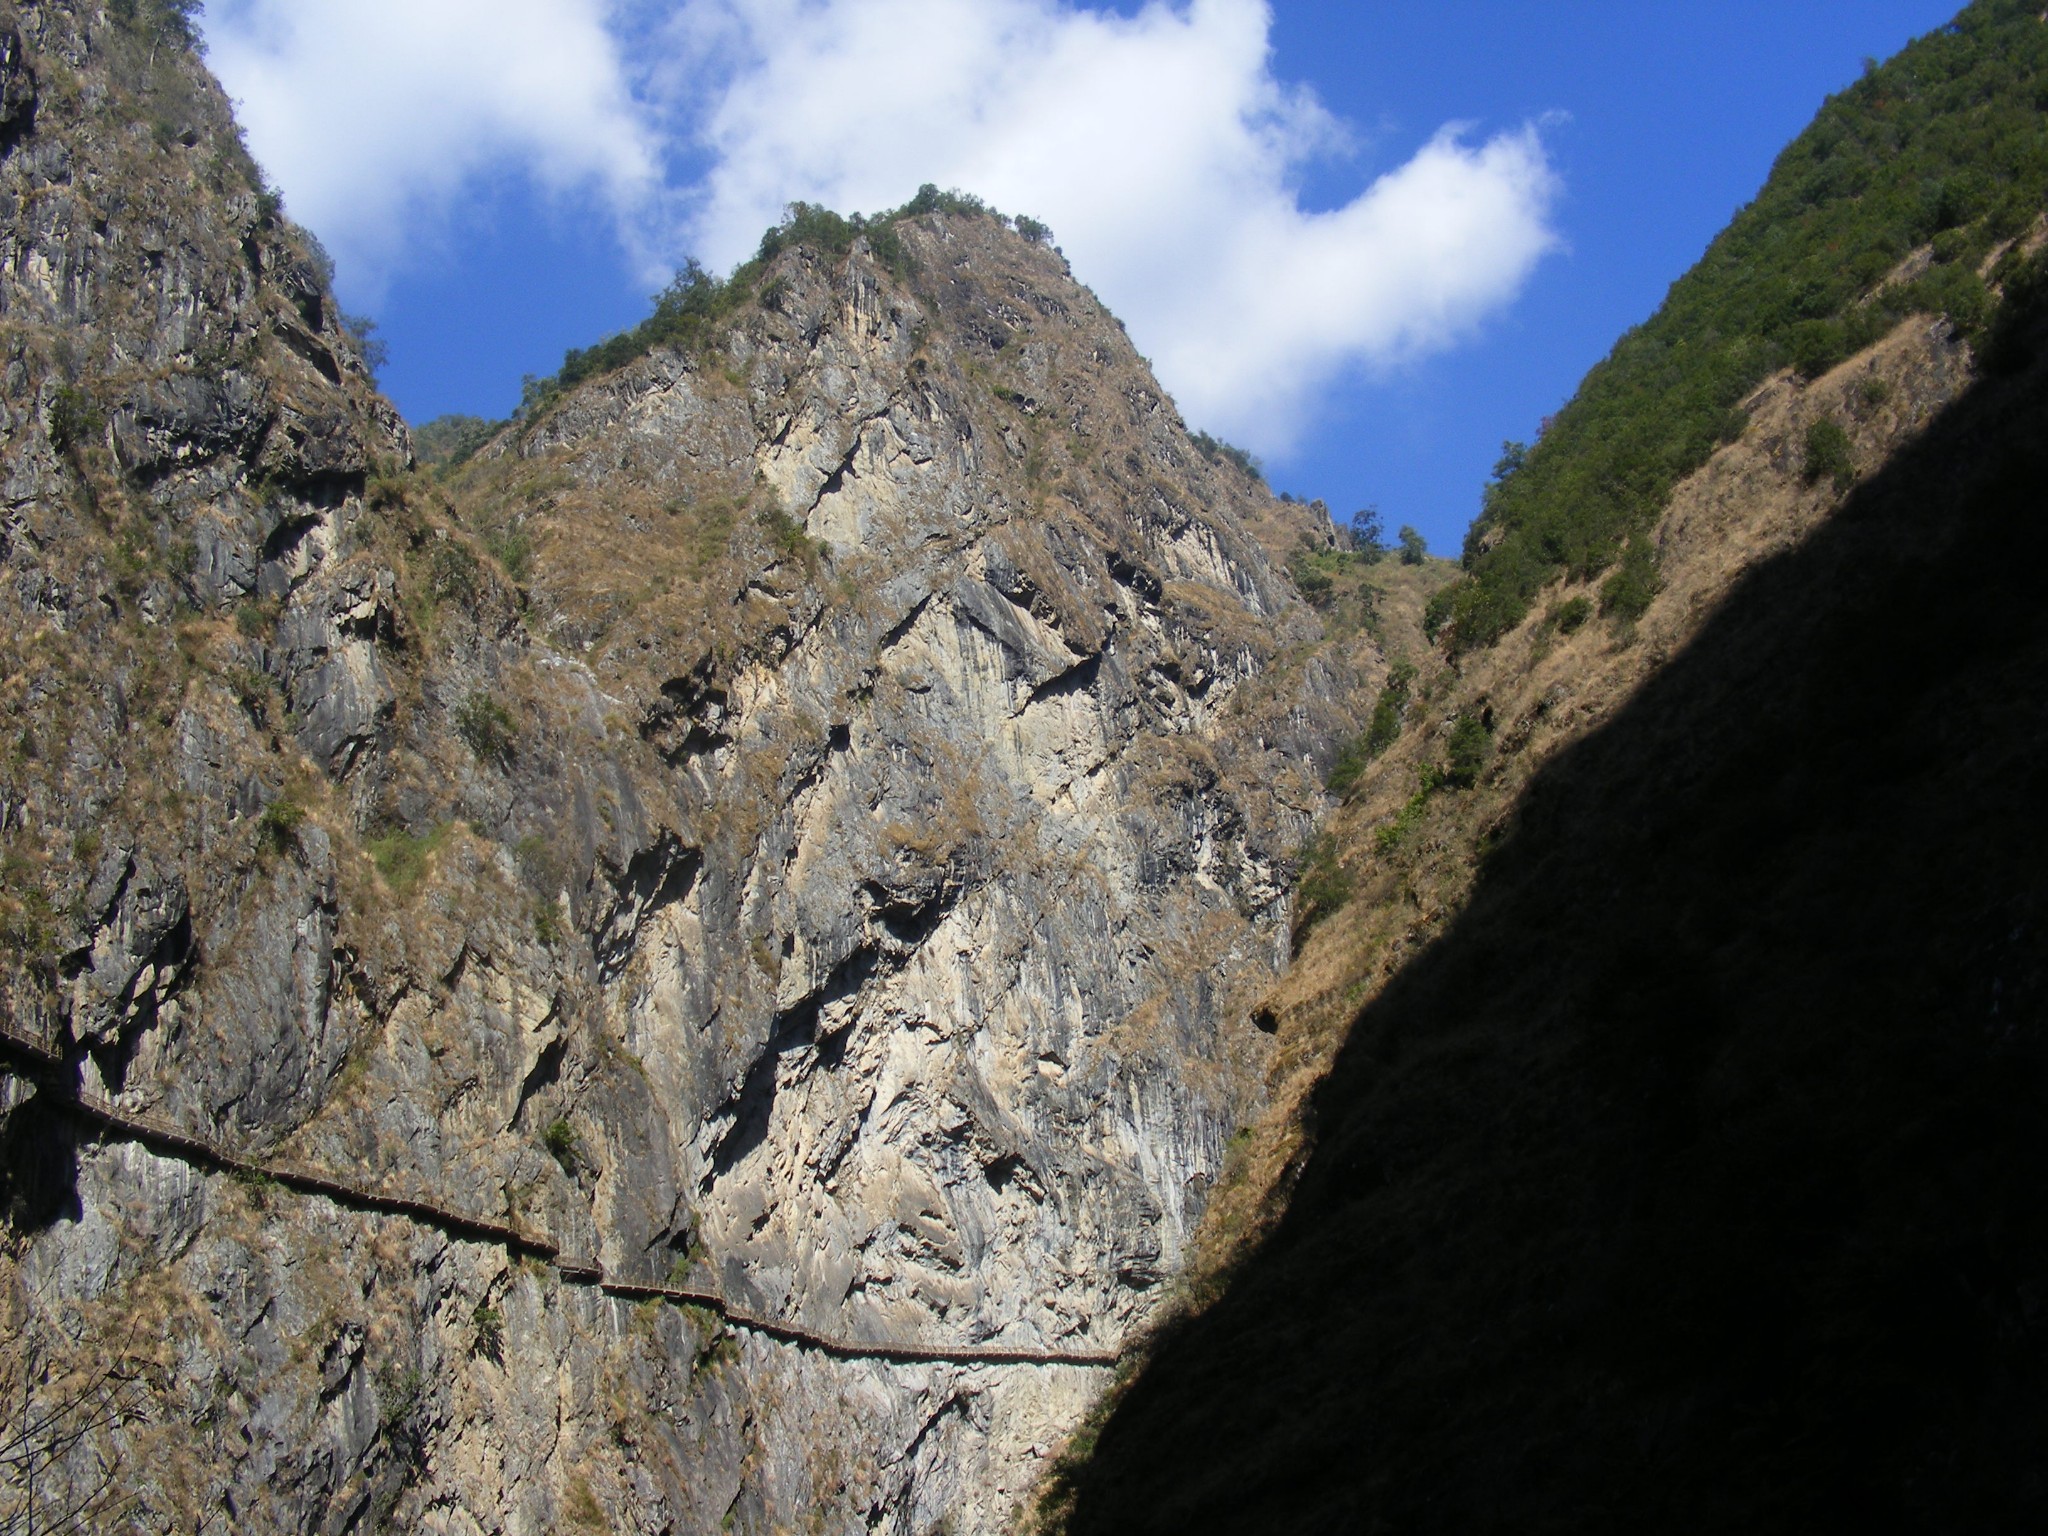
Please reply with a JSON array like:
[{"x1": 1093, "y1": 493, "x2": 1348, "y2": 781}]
[{"x1": 0, "y1": 5, "x2": 1370, "y2": 1532}]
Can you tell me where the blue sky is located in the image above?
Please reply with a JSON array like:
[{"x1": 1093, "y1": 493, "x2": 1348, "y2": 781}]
[
  {"x1": 204, "y1": 0, "x2": 1962, "y2": 557},
  {"x1": 1262, "y1": 0, "x2": 1959, "y2": 549}
]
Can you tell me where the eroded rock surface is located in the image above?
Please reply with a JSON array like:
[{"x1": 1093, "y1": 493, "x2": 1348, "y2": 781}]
[{"x1": 0, "y1": 4, "x2": 1372, "y2": 1532}]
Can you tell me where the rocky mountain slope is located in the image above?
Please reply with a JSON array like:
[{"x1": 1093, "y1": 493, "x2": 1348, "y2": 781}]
[
  {"x1": 1052, "y1": 292, "x2": 2048, "y2": 1536},
  {"x1": 1040, "y1": 6, "x2": 2048, "y2": 1530},
  {"x1": 0, "y1": 4, "x2": 1399, "y2": 1532},
  {"x1": 23, "y1": 1, "x2": 2043, "y2": 1531}
]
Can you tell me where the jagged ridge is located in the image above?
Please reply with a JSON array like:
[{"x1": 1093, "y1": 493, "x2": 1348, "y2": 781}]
[{"x1": 0, "y1": 2, "x2": 1387, "y2": 1531}]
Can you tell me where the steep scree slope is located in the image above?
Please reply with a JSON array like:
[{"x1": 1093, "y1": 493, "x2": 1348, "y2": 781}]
[{"x1": 0, "y1": 5, "x2": 1381, "y2": 1532}]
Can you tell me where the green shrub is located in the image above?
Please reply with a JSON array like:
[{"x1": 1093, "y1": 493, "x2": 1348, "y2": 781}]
[
  {"x1": 1397, "y1": 526, "x2": 1429, "y2": 565},
  {"x1": 531, "y1": 897, "x2": 562, "y2": 949},
  {"x1": 1432, "y1": 3, "x2": 2048, "y2": 651},
  {"x1": 426, "y1": 540, "x2": 482, "y2": 604},
  {"x1": 256, "y1": 797, "x2": 305, "y2": 857},
  {"x1": 470, "y1": 1303, "x2": 505, "y2": 1363},
  {"x1": 1445, "y1": 714, "x2": 1492, "y2": 789},
  {"x1": 757, "y1": 501, "x2": 819, "y2": 568},
  {"x1": 521, "y1": 258, "x2": 755, "y2": 415},
  {"x1": 1191, "y1": 432, "x2": 1263, "y2": 482},
  {"x1": 666, "y1": 1237, "x2": 709, "y2": 1284},
  {"x1": 1550, "y1": 595, "x2": 1592, "y2": 634},
  {"x1": 1422, "y1": 584, "x2": 1456, "y2": 642},
  {"x1": 413, "y1": 415, "x2": 504, "y2": 471},
  {"x1": 1984, "y1": 246, "x2": 2048, "y2": 373},
  {"x1": 1326, "y1": 664, "x2": 1410, "y2": 797},
  {"x1": 1324, "y1": 738, "x2": 1371, "y2": 798},
  {"x1": 1289, "y1": 549, "x2": 1336, "y2": 608},
  {"x1": 1328, "y1": 661, "x2": 1418, "y2": 797},
  {"x1": 0, "y1": 858, "x2": 58, "y2": 954},
  {"x1": 230, "y1": 1166, "x2": 281, "y2": 1210},
  {"x1": 454, "y1": 691, "x2": 515, "y2": 762},
  {"x1": 753, "y1": 197, "x2": 920, "y2": 281},
  {"x1": 366, "y1": 468, "x2": 409, "y2": 512},
  {"x1": 340, "y1": 311, "x2": 388, "y2": 378},
  {"x1": 110, "y1": 0, "x2": 201, "y2": 46},
  {"x1": 47, "y1": 386, "x2": 103, "y2": 453},
  {"x1": 542, "y1": 1117, "x2": 580, "y2": 1172},
  {"x1": 1369, "y1": 662, "x2": 1417, "y2": 743},
  {"x1": 897, "y1": 183, "x2": 1002, "y2": 222},
  {"x1": 482, "y1": 529, "x2": 531, "y2": 582},
  {"x1": 1293, "y1": 834, "x2": 1354, "y2": 942},
  {"x1": 1349, "y1": 507, "x2": 1386, "y2": 560},
  {"x1": 376, "y1": 1365, "x2": 425, "y2": 1440},
  {"x1": 519, "y1": 186, "x2": 1013, "y2": 415},
  {"x1": 691, "y1": 1325, "x2": 741, "y2": 1381},
  {"x1": 1600, "y1": 537, "x2": 1663, "y2": 622},
  {"x1": 368, "y1": 825, "x2": 448, "y2": 896},
  {"x1": 1802, "y1": 418, "x2": 1857, "y2": 491},
  {"x1": 862, "y1": 219, "x2": 910, "y2": 276},
  {"x1": 1903, "y1": 261, "x2": 1994, "y2": 342},
  {"x1": 1375, "y1": 767, "x2": 1444, "y2": 853},
  {"x1": 1787, "y1": 318, "x2": 1851, "y2": 380}
]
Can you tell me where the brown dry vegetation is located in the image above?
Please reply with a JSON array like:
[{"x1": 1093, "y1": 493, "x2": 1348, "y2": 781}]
[
  {"x1": 1038, "y1": 255, "x2": 2048, "y2": 1533},
  {"x1": 1176, "y1": 308, "x2": 1980, "y2": 1311}
]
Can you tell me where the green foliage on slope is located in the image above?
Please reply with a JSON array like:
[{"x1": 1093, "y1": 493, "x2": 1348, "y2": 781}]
[
  {"x1": 1191, "y1": 432, "x2": 1264, "y2": 482},
  {"x1": 1429, "y1": 0, "x2": 2048, "y2": 652},
  {"x1": 522, "y1": 257, "x2": 760, "y2": 414},
  {"x1": 1326, "y1": 660, "x2": 1416, "y2": 797},
  {"x1": 1803, "y1": 417, "x2": 1859, "y2": 490},
  {"x1": 518, "y1": 186, "x2": 1048, "y2": 416},
  {"x1": 110, "y1": 0, "x2": 202, "y2": 48},
  {"x1": 413, "y1": 414, "x2": 504, "y2": 472},
  {"x1": 1047, "y1": 219, "x2": 2048, "y2": 1536}
]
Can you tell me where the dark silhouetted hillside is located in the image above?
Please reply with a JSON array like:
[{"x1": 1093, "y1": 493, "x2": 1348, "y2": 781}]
[{"x1": 1050, "y1": 237, "x2": 2048, "y2": 1536}]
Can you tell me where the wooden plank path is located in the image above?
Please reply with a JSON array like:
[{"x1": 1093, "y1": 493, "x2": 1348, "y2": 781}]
[{"x1": 0, "y1": 1022, "x2": 1123, "y2": 1369}]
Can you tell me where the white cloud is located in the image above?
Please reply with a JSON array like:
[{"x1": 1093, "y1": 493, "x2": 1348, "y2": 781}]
[
  {"x1": 653, "y1": 0, "x2": 1562, "y2": 450},
  {"x1": 202, "y1": 0, "x2": 1561, "y2": 452},
  {"x1": 202, "y1": 0, "x2": 663, "y2": 294}
]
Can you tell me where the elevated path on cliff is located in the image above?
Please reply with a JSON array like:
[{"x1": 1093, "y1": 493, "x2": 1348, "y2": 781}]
[{"x1": 0, "y1": 1021, "x2": 1122, "y2": 1370}]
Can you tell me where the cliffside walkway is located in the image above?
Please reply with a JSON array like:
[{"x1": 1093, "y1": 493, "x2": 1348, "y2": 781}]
[{"x1": 0, "y1": 1022, "x2": 1123, "y2": 1369}]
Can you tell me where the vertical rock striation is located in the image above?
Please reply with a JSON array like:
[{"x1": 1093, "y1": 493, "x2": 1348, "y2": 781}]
[{"x1": 0, "y1": 5, "x2": 1368, "y2": 1531}]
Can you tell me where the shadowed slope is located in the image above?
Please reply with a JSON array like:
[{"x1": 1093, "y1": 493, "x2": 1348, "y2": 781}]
[{"x1": 1055, "y1": 286, "x2": 2048, "y2": 1534}]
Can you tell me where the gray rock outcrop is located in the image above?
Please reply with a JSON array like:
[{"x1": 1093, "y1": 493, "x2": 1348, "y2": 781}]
[{"x1": 0, "y1": 5, "x2": 1373, "y2": 1531}]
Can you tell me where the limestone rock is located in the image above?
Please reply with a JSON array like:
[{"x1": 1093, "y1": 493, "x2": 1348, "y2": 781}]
[{"x1": 0, "y1": 4, "x2": 1373, "y2": 1531}]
